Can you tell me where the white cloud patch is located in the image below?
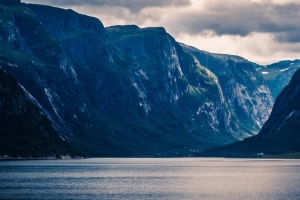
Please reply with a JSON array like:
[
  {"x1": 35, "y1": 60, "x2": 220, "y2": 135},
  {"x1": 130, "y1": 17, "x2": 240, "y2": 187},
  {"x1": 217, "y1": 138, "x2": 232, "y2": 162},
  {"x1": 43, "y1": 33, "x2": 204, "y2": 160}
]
[
  {"x1": 177, "y1": 32, "x2": 300, "y2": 64},
  {"x1": 23, "y1": 0, "x2": 191, "y2": 12}
]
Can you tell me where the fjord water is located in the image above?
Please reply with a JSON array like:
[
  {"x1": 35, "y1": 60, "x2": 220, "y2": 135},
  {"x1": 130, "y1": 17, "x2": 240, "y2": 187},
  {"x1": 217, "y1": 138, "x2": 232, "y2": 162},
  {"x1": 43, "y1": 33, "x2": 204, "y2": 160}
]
[{"x1": 1, "y1": 158, "x2": 300, "y2": 200}]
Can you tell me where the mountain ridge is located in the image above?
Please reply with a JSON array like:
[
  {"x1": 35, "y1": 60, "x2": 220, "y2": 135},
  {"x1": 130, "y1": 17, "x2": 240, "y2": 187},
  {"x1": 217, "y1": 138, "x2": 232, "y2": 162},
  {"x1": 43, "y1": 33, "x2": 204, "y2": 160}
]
[
  {"x1": 257, "y1": 60, "x2": 300, "y2": 99},
  {"x1": 200, "y1": 67, "x2": 300, "y2": 158},
  {"x1": 2, "y1": 2, "x2": 298, "y2": 158}
]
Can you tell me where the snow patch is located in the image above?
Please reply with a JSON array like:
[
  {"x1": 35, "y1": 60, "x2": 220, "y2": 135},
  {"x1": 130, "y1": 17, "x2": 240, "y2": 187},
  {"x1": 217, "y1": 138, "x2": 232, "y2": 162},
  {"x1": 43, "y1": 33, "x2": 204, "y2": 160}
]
[
  {"x1": 7, "y1": 63, "x2": 17, "y2": 67},
  {"x1": 287, "y1": 111, "x2": 294, "y2": 118},
  {"x1": 174, "y1": 94, "x2": 179, "y2": 101},
  {"x1": 60, "y1": 58, "x2": 78, "y2": 82},
  {"x1": 19, "y1": 84, "x2": 43, "y2": 108},
  {"x1": 138, "y1": 69, "x2": 148, "y2": 80},
  {"x1": 132, "y1": 82, "x2": 146, "y2": 99},
  {"x1": 70, "y1": 66, "x2": 77, "y2": 79},
  {"x1": 132, "y1": 82, "x2": 151, "y2": 114},
  {"x1": 280, "y1": 68, "x2": 289, "y2": 72},
  {"x1": 19, "y1": 84, "x2": 62, "y2": 134},
  {"x1": 44, "y1": 88, "x2": 61, "y2": 120}
]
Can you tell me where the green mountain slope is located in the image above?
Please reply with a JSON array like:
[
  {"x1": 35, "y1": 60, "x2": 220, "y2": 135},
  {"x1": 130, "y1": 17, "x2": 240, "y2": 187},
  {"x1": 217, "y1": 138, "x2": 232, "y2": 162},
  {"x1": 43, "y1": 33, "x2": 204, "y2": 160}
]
[
  {"x1": 0, "y1": 67, "x2": 82, "y2": 158},
  {"x1": 181, "y1": 44, "x2": 273, "y2": 137}
]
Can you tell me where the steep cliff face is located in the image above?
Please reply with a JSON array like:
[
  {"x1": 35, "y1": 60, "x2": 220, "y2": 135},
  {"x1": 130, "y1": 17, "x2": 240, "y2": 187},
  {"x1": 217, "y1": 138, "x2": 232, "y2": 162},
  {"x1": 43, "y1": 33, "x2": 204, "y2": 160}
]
[
  {"x1": 201, "y1": 68, "x2": 300, "y2": 157},
  {"x1": 0, "y1": 2, "x2": 90, "y2": 147},
  {"x1": 182, "y1": 45, "x2": 274, "y2": 138},
  {"x1": 0, "y1": 3, "x2": 275, "y2": 157},
  {"x1": 24, "y1": 4, "x2": 242, "y2": 156},
  {"x1": 28, "y1": 4, "x2": 107, "y2": 67},
  {"x1": 257, "y1": 68, "x2": 300, "y2": 152},
  {"x1": 257, "y1": 60, "x2": 300, "y2": 99},
  {"x1": 0, "y1": 67, "x2": 81, "y2": 158},
  {"x1": 103, "y1": 25, "x2": 238, "y2": 150}
]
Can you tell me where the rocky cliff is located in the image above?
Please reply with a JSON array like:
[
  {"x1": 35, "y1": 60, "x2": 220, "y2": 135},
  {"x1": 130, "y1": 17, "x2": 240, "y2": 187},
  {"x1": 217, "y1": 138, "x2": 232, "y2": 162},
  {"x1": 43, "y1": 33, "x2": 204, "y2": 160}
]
[
  {"x1": 200, "y1": 67, "x2": 300, "y2": 158},
  {"x1": 182, "y1": 45, "x2": 273, "y2": 137},
  {"x1": 0, "y1": 2, "x2": 275, "y2": 157},
  {"x1": 257, "y1": 60, "x2": 300, "y2": 99},
  {"x1": 0, "y1": 67, "x2": 81, "y2": 159},
  {"x1": 257, "y1": 67, "x2": 300, "y2": 154},
  {"x1": 201, "y1": 66, "x2": 300, "y2": 158}
]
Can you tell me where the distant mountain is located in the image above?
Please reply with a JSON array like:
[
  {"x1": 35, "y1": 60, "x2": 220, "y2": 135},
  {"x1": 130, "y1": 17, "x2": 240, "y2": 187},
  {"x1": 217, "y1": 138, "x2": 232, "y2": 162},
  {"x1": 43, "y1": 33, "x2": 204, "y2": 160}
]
[
  {"x1": 0, "y1": 67, "x2": 82, "y2": 159},
  {"x1": 257, "y1": 60, "x2": 300, "y2": 99},
  {"x1": 200, "y1": 67, "x2": 300, "y2": 158},
  {"x1": 0, "y1": 2, "x2": 274, "y2": 157},
  {"x1": 257, "y1": 67, "x2": 300, "y2": 155},
  {"x1": 182, "y1": 45, "x2": 273, "y2": 136}
]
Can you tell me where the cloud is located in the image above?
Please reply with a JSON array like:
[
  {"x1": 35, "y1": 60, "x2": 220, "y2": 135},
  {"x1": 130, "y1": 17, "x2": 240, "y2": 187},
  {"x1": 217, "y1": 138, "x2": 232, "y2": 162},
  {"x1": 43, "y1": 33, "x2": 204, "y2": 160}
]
[
  {"x1": 177, "y1": 32, "x2": 300, "y2": 64},
  {"x1": 22, "y1": 0, "x2": 300, "y2": 63},
  {"x1": 24, "y1": 0, "x2": 191, "y2": 12},
  {"x1": 166, "y1": 0, "x2": 300, "y2": 43},
  {"x1": 24, "y1": 0, "x2": 300, "y2": 43}
]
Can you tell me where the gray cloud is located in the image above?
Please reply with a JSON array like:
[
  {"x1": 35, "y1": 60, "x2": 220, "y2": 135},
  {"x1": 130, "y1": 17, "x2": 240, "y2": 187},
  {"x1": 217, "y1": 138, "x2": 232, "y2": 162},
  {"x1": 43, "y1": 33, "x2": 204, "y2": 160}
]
[
  {"x1": 24, "y1": 0, "x2": 300, "y2": 44},
  {"x1": 25, "y1": 0, "x2": 191, "y2": 12},
  {"x1": 168, "y1": 1, "x2": 300, "y2": 43}
]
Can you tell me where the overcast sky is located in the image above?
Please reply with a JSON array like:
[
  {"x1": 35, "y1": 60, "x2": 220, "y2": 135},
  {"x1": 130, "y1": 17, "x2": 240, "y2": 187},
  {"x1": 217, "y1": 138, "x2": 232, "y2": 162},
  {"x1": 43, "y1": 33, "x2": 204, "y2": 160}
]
[{"x1": 23, "y1": 0, "x2": 300, "y2": 64}]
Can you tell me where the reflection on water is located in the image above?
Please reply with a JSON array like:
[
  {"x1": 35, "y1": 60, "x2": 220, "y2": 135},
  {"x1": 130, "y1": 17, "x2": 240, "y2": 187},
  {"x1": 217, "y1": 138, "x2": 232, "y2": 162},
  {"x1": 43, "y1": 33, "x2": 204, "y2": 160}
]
[{"x1": 1, "y1": 158, "x2": 300, "y2": 200}]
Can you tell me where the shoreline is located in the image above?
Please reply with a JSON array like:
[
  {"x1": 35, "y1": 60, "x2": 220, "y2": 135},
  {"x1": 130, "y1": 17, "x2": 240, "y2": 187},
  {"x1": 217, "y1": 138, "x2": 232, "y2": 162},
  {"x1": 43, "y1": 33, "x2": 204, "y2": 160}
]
[{"x1": 0, "y1": 155, "x2": 86, "y2": 160}]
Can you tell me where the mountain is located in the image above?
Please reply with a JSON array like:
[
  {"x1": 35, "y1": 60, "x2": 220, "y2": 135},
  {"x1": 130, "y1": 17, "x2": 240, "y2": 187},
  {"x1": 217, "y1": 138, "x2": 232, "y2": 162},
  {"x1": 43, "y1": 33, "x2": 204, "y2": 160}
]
[
  {"x1": 0, "y1": 67, "x2": 82, "y2": 159},
  {"x1": 257, "y1": 67, "x2": 300, "y2": 156},
  {"x1": 181, "y1": 45, "x2": 273, "y2": 137},
  {"x1": 0, "y1": 2, "x2": 274, "y2": 157},
  {"x1": 256, "y1": 60, "x2": 300, "y2": 99},
  {"x1": 200, "y1": 67, "x2": 300, "y2": 158}
]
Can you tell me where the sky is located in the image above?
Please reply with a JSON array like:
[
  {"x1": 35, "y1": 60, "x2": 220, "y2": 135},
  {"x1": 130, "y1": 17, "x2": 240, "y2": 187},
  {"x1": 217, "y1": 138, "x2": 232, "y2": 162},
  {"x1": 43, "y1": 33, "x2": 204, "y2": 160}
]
[{"x1": 23, "y1": 0, "x2": 300, "y2": 64}]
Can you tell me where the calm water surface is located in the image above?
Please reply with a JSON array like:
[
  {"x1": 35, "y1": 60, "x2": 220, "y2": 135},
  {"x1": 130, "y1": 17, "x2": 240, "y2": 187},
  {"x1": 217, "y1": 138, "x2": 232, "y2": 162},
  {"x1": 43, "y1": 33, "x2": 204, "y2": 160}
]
[{"x1": 0, "y1": 158, "x2": 300, "y2": 200}]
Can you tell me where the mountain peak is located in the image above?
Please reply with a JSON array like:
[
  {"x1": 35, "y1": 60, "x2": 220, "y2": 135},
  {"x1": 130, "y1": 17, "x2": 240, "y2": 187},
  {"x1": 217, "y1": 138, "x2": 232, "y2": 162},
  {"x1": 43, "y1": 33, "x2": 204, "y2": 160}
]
[
  {"x1": 106, "y1": 25, "x2": 167, "y2": 35},
  {"x1": 106, "y1": 25, "x2": 140, "y2": 31}
]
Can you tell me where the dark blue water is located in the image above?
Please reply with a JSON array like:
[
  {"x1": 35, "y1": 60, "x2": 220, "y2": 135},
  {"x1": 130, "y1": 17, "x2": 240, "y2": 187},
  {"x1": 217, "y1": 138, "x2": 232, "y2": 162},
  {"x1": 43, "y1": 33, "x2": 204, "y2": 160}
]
[{"x1": 0, "y1": 158, "x2": 300, "y2": 200}]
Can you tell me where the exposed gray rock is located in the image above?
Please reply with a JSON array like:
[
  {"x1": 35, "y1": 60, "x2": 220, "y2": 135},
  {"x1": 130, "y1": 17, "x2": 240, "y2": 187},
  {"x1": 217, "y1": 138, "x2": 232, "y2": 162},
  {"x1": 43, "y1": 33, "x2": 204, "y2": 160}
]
[{"x1": 181, "y1": 45, "x2": 274, "y2": 138}]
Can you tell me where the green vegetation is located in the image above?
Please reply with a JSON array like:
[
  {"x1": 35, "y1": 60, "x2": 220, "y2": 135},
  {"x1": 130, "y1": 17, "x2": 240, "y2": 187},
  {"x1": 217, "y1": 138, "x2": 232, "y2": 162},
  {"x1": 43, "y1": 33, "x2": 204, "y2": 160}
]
[
  {"x1": 181, "y1": 44, "x2": 270, "y2": 139},
  {"x1": 262, "y1": 152, "x2": 300, "y2": 159}
]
